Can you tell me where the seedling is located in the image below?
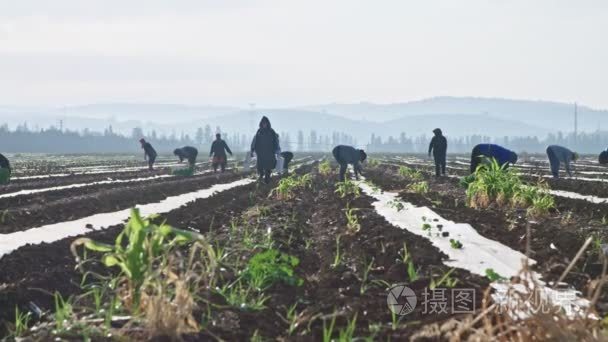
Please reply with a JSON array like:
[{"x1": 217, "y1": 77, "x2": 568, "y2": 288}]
[
  {"x1": 318, "y1": 160, "x2": 332, "y2": 175},
  {"x1": 344, "y1": 205, "x2": 361, "y2": 233},
  {"x1": 422, "y1": 223, "x2": 432, "y2": 231},
  {"x1": 331, "y1": 235, "x2": 342, "y2": 268},
  {"x1": 388, "y1": 200, "x2": 405, "y2": 212},
  {"x1": 9, "y1": 307, "x2": 32, "y2": 338},
  {"x1": 243, "y1": 249, "x2": 303, "y2": 290},
  {"x1": 450, "y1": 239, "x2": 463, "y2": 249},
  {"x1": 430, "y1": 268, "x2": 459, "y2": 289},
  {"x1": 409, "y1": 181, "x2": 429, "y2": 194},
  {"x1": 485, "y1": 268, "x2": 506, "y2": 282},
  {"x1": 360, "y1": 258, "x2": 375, "y2": 294},
  {"x1": 217, "y1": 281, "x2": 270, "y2": 311},
  {"x1": 335, "y1": 179, "x2": 361, "y2": 199}
]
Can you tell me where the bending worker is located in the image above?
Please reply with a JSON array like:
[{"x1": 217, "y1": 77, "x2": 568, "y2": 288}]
[
  {"x1": 599, "y1": 148, "x2": 608, "y2": 165},
  {"x1": 0, "y1": 153, "x2": 11, "y2": 184},
  {"x1": 428, "y1": 128, "x2": 448, "y2": 177},
  {"x1": 470, "y1": 143, "x2": 518, "y2": 173},
  {"x1": 332, "y1": 145, "x2": 367, "y2": 181},
  {"x1": 174, "y1": 146, "x2": 199, "y2": 168},
  {"x1": 210, "y1": 133, "x2": 233, "y2": 173},
  {"x1": 139, "y1": 138, "x2": 157, "y2": 171},
  {"x1": 546, "y1": 145, "x2": 578, "y2": 178}
]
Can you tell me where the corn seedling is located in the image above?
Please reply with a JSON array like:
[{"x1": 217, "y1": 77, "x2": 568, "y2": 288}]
[
  {"x1": 360, "y1": 258, "x2": 375, "y2": 294},
  {"x1": 53, "y1": 292, "x2": 74, "y2": 332},
  {"x1": 286, "y1": 303, "x2": 301, "y2": 335},
  {"x1": 331, "y1": 235, "x2": 342, "y2": 268},
  {"x1": 338, "y1": 314, "x2": 358, "y2": 341},
  {"x1": 400, "y1": 243, "x2": 418, "y2": 282},
  {"x1": 319, "y1": 160, "x2": 332, "y2": 175},
  {"x1": 10, "y1": 307, "x2": 32, "y2": 338},
  {"x1": 271, "y1": 174, "x2": 312, "y2": 200},
  {"x1": 398, "y1": 166, "x2": 423, "y2": 180},
  {"x1": 408, "y1": 181, "x2": 429, "y2": 194},
  {"x1": 335, "y1": 179, "x2": 361, "y2": 199},
  {"x1": 322, "y1": 315, "x2": 337, "y2": 342},
  {"x1": 344, "y1": 205, "x2": 361, "y2": 233},
  {"x1": 217, "y1": 281, "x2": 270, "y2": 311},
  {"x1": 430, "y1": 268, "x2": 459, "y2": 289}
]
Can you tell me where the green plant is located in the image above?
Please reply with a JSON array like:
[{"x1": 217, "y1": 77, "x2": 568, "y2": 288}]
[
  {"x1": 319, "y1": 160, "x2": 333, "y2": 175},
  {"x1": 9, "y1": 307, "x2": 32, "y2": 337},
  {"x1": 53, "y1": 292, "x2": 74, "y2": 332},
  {"x1": 360, "y1": 258, "x2": 375, "y2": 294},
  {"x1": 322, "y1": 315, "x2": 337, "y2": 342},
  {"x1": 398, "y1": 166, "x2": 423, "y2": 180},
  {"x1": 388, "y1": 200, "x2": 405, "y2": 212},
  {"x1": 344, "y1": 205, "x2": 361, "y2": 233},
  {"x1": 71, "y1": 208, "x2": 204, "y2": 311},
  {"x1": 409, "y1": 181, "x2": 429, "y2": 194},
  {"x1": 430, "y1": 268, "x2": 459, "y2": 289},
  {"x1": 450, "y1": 239, "x2": 463, "y2": 249},
  {"x1": 400, "y1": 244, "x2": 418, "y2": 282},
  {"x1": 485, "y1": 268, "x2": 506, "y2": 282},
  {"x1": 331, "y1": 235, "x2": 342, "y2": 268},
  {"x1": 243, "y1": 249, "x2": 303, "y2": 290},
  {"x1": 335, "y1": 179, "x2": 361, "y2": 199},
  {"x1": 338, "y1": 313, "x2": 358, "y2": 341},
  {"x1": 271, "y1": 174, "x2": 313, "y2": 200},
  {"x1": 217, "y1": 281, "x2": 270, "y2": 311},
  {"x1": 422, "y1": 223, "x2": 432, "y2": 231},
  {"x1": 367, "y1": 158, "x2": 380, "y2": 167}
]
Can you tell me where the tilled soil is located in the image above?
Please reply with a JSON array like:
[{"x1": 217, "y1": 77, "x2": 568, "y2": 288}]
[{"x1": 364, "y1": 163, "x2": 608, "y2": 316}]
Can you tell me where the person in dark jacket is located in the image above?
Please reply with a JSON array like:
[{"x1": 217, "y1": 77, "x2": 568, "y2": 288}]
[
  {"x1": 0, "y1": 153, "x2": 11, "y2": 184},
  {"x1": 174, "y1": 146, "x2": 199, "y2": 167},
  {"x1": 546, "y1": 145, "x2": 578, "y2": 178},
  {"x1": 140, "y1": 138, "x2": 157, "y2": 171},
  {"x1": 470, "y1": 143, "x2": 518, "y2": 173},
  {"x1": 599, "y1": 149, "x2": 608, "y2": 165},
  {"x1": 251, "y1": 116, "x2": 279, "y2": 184},
  {"x1": 332, "y1": 145, "x2": 367, "y2": 181},
  {"x1": 428, "y1": 128, "x2": 448, "y2": 177},
  {"x1": 210, "y1": 133, "x2": 233, "y2": 173},
  {"x1": 280, "y1": 151, "x2": 294, "y2": 174}
]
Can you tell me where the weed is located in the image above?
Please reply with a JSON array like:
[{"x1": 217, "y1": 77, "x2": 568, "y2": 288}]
[
  {"x1": 331, "y1": 235, "x2": 342, "y2": 268},
  {"x1": 344, "y1": 205, "x2": 361, "y2": 233},
  {"x1": 53, "y1": 292, "x2": 74, "y2": 332},
  {"x1": 430, "y1": 268, "x2": 459, "y2": 289},
  {"x1": 319, "y1": 160, "x2": 333, "y2": 176},
  {"x1": 217, "y1": 282, "x2": 270, "y2": 311},
  {"x1": 243, "y1": 249, "x2": 303, "y2": 290},
  {"x1": 422, "y1": 223, "x2": 432, "y2": 231},
  {"x1": 398, "y1": 166, "x2": 423, "y2": 180},
  {"x1": 271, "y1": 174, "x2": 313, "y2": 200},
  {"x1": 388, "y1": 200, "x2": 405, "y2": 212},
  {"x1": 322, "y1": 315, "x2": 337, "y2": 342},
  {"x1": 338, "y1": 314, "x2": 358, "y2": 341},
  {"x1": 9, "y1": 307, "x2": 32, "y2": 337},
  {"x1": 360, "y1": 258, "x2": 375, "y2": 294}
]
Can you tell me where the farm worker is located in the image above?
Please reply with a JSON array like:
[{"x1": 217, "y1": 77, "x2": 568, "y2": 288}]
[
  {"x1": 280, "y1": 151, "x2": 294, "y2": 174},
  {"x1": 428, "y1": 128, "x2": 448, "y2": 177},
  {"x1": 174, "y1": 146, "x2": 199, "y2": 168},
  {"x1": 546, "y1": 145, "x2": 578, "y2": 178},
  {"x1": 139, "y1": 138, "x2": 157, "y2": 171},
  {"x1": 599, "y1": 149, "x2": 608, "y2": 165},
  {"x1": 0, "y1": 153, "x2": 11, "y2": 184},
  {"x1": 470, "y1": 143, "x2": 518, "y2": 173},
  {"x1": 250, "y1": 116, "x2": 280, "y2": 184},
  {"x1": 332, "y1": 145, "x2": 367, "y2": 181},
  {"x1": 210, "y1": 133, "x2": 233, "y2": 173}
]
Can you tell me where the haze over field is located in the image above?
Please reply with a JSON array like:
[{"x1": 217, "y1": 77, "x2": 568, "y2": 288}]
[{"x1": 0, "y1": 0, "x2": 606, "y2": 149}]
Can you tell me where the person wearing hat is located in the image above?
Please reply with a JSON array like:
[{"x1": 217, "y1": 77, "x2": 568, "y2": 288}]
[
  {"x1": 546, "y1": 145, "x2": 578, "y2": 178},
  {"x1": 210, "y1": 133, "x2": 233, "y2": 173},
  {"x1": 139, "y1": 138, "x2": 157, "y2": 171},
  {"x1": 428, "y1": 128, "x2": 448, "y2": 177},
  {"x1": 0, "y1": 153, "x2": 11, "y2": 184},
  {"x1": 251, "y1": 116, "x2": 280, "y2": 184},
  {"x1": 332, "y1": 145, "x2": 367, "y2": 181}
]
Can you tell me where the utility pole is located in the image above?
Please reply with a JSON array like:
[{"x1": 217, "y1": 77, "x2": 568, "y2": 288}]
[{"x1": 574, "y1": 102, "x2": 578, "y2": 143}]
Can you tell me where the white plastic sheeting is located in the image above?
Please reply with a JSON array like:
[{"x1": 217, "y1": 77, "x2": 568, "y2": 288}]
[{"x1": 0, "y1": 178, "x2": 254, "y2": 257}]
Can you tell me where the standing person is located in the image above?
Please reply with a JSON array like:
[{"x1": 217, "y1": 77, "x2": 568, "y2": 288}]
[
  {"x1": 428, "y1": 128, "x2": 448, "y2": 177},
  {"x1": 251, "y1": 116, "x2": 279, "y2": 184},
  {"x1": 139, "y1": 138, "x2": 157, "y2": 171},
  {"x1": 280, "y1": 151, "x2": 294, "y2": 174},
  {"x1": 470, "y1": 143, "x2": 518, "y2": 173},
  {"x1": 210, "y1": 133, "x2": 233, "y2": 173},
  {"x1": 174, "y1": 146, "x2": 199, "y2": 168},
  {"x1": 332, "y1": 145, "x2": 367, "y2": 181},
  {"x1": 546, "y1": 145, "x2": 578, "y2": 178},
  {"x1": 0, "y1": 153, "x2": 11, "y2": 184}
]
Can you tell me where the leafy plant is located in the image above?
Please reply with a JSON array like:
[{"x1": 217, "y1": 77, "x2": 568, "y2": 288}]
[
  {"x1": 388, "y1": 200, "x2": 405, "y2": 212},
  {"x1": 335, "y1": 179, "x2": 361, "y2": 199},
  {"x1": 271, "y1": 174, "x2": 313, "y2": 200},
  {"x1": 243, "y1": 249, "x2": 303, "y2": 290},
  {"x1": 319, "y1": 160, "x2": 333, "y2": 175},
  {"x1": 485, "y1": 268, "x2": 506, "y2": 282},
  {"x1": 408, "y1": 181, "x2": 429, "y2": 194},
  {"x1": 344, "y1": 205, "x2": 361, "y2": 233},
  {"x1": 422, "y1": 223, "x2": 432, "y2": 231},
  {"x1": 450, "y1": 239, "x2": 463, "y2": 249}
]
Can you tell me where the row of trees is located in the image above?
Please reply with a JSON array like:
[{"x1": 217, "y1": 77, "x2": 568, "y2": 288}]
[{"x1": 366, "y1": 131, "x2": 608, "y2": 154}]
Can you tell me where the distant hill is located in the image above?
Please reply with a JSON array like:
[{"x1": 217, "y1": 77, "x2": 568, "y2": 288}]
[{"x1": 301, "y1": 97, "x2": 608, "y2": 133}]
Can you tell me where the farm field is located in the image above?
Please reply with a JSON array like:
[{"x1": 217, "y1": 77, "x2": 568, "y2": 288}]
[{"x1": 0, "y1": 153, "x2": 606, "y2": 340}]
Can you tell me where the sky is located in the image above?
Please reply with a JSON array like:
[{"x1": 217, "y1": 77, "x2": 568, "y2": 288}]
[{"x1": 0, "y1": 0, "x2": 607, "y2": 109}]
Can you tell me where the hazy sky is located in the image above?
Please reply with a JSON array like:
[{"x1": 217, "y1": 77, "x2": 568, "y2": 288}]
[{"x1": 1, "y1": 0, "x2": 606, "y2": 109}]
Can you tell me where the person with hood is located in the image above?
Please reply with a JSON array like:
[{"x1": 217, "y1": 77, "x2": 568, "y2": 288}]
[
  {"x1": 332, "y1": 145, "x2": 367, "y2": 181},
  {"x1": 546, "y1": 145, "x2": 578, "y2": 178},
  {"x1": 470, "y1": 143, "x2": 518, "y2": 173},
  {"x1": 428, "y1": 128, "x2": 448, "y2": 177},
  {"x1": 251, "y1": 116, "x2": 279, "y2": 184},
  {"x1": 599, "y1": 148, "x2": 608, "y2": 165},
  {"x1": 139, "y1": 138, "x2": 157, "y2": 171},
  {"x1": 174, "y1": 146, "x2": 198, "y2": 168},
  {"x1": 280, "y1": 151, "x2": 294, "y2": 174},
  {"x1": 0, "y1": 153, "x2": 11, "y2": 184},
  {"x1": 210, "y1": 133, "x2": 233, "y2": 173}
]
